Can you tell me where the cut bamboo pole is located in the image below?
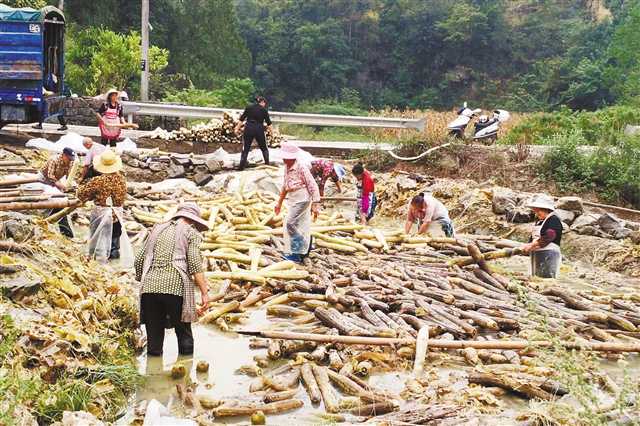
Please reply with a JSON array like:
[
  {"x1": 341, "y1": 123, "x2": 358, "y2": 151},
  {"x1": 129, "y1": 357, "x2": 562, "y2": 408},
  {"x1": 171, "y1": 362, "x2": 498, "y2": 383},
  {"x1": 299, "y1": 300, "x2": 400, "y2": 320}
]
[
  {"x1": 237, "y1": 330, "x2": 640, "y2": 352},
  {"x1": 45, "y1": 204, "x2": 81, "y2": 223},
  {"x1": 0, "y1": 198, "x2": 80, "y2": 211},
  {"x1": 0, "y1": 176, "x2": 39, "y2": 188}
]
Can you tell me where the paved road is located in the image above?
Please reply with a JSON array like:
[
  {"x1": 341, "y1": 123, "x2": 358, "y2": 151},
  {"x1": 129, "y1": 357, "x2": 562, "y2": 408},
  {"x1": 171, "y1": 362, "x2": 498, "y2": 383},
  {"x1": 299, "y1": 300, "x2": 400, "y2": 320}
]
[{"x1": 1, "y1": 123, "x2": 596, "y2": 156}]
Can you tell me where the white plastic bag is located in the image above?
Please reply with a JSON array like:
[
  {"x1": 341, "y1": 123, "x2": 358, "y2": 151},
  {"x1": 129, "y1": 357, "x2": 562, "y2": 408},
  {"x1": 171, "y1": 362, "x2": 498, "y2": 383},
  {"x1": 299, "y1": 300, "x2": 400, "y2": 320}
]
[
  {"x1": 283, "y1": 188, "x2": 311, "y2": 255},
  {"x1": 143, "y1": 399, "x2": 196, "y2": 426},
  {"x1": 87, "y1": 206, "x2": 133, "y2": 269}
]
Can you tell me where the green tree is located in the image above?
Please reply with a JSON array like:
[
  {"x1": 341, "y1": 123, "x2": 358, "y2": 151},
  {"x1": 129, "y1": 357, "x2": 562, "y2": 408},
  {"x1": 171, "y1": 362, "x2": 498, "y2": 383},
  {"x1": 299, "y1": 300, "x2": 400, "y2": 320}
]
[
  {"x1": 212, "y1": 78, "x2": 255, "y2": 108},
  {"x1": 65, "y1": 27, "x2": 168, "y2": 96},
  {"x1": 166, "y1": 0, "x2": 251, "y2": 88},
  {"x1": 607, "y1": 1, "x2": 640, "y2": 102},
  {"x1": 1, "y1": 0, "x2": 47, "y2": 8}
]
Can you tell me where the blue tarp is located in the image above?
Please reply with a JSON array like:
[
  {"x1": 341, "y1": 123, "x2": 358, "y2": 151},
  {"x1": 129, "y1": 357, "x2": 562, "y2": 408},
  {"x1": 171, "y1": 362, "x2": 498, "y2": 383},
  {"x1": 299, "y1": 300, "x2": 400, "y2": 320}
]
[{"x1": 0, "y1": 5, "x2": 64, "y2": 23}]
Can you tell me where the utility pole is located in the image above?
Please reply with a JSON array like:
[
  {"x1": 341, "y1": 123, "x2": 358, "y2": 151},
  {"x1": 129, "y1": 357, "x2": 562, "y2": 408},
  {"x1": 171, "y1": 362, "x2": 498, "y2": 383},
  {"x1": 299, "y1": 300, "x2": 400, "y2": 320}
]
[
  {"x1": 58, "y1": 0, "x2": 64, "y2": 9},
  {"x1": 140, "y1": 0, "x2": 150, "y2": 101}
]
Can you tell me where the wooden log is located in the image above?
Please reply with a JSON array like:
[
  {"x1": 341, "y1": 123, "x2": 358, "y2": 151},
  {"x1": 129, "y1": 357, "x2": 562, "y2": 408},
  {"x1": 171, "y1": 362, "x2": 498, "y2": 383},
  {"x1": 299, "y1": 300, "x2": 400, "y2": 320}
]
[
  {"x1": 0, "y1": 240, "x2": 33, "y2": 255},
  {"x1": 237, "y1": 330, "x2": 640, "y2": 352},
  {"x1": 268, "y1": 340, "x2": 282, "y2": 360},
  {"x1": 45, "y1": 204, "x2": 81, "y2": 223},
  {"x1": 263, "y1": 389, "x2": 299, "y2": 403},
  {"x1": 0, "y1": 198, "x2": 81, "y2": 211},
  {"x1": 300, "y1": 363, "x2": 322, "y2": 404},
  {"x1": 312, "y1": 365, "x2": 340, "y2": 413},
  {"x1": 213, "y1": 399, "x2": 304, "y2": 417},
  {"x1": 346, "y1": 401, "x2": 398, "y2": 417},
  {"x1": 326, "y1": 369, "x2": 386, "y2": 403},
  {"x1": 199, "y1": 300, "x2": 240, "y2": 324},
  {"x1": 467, "y1": 372, "x2": 555, "y2": 400},
  {"x1": 0, "y1": 176, "x2": 39, "y2": 188}
]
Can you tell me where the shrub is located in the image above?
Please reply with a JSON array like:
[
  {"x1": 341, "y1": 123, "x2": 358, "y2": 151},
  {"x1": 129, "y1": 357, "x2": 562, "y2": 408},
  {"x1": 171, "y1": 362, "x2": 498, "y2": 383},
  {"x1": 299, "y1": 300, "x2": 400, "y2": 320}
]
[
  {"x1": 163, "y1": 88, "x2": 220, "y2": 107},
  {"x1": 540, "y1": 130, "x2": 640, "y2": 206},
  {"x1": 295, "y1": 99, "x2": 367, "y2": 116},
  {"x1": 503, "y1": 106, "x2": 640, "y2": 146}
]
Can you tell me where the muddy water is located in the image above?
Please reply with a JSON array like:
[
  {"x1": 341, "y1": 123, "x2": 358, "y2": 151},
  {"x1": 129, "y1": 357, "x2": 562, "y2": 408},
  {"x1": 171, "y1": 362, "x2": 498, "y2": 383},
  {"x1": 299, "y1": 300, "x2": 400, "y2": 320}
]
[
  {"x1": 118, "y1": 308, "x2": 409, "y2": 425},
  {"x1": 119, "y1": 215, "x2": 640, "y2": 423}
]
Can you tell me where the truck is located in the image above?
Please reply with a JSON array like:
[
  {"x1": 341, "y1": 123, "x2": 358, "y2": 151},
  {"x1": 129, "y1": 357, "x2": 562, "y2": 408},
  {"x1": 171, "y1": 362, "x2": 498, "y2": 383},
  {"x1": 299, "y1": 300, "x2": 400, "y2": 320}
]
[{"x1": 0, "y1": 4, "x2": 65, "y2": 130}]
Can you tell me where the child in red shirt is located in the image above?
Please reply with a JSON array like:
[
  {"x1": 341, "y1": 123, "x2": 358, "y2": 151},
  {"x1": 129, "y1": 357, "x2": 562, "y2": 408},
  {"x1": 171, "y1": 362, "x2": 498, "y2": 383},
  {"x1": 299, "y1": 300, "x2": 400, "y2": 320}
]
[{"x1": 352, "y1": 163, "x2": 377, "y2": 224}]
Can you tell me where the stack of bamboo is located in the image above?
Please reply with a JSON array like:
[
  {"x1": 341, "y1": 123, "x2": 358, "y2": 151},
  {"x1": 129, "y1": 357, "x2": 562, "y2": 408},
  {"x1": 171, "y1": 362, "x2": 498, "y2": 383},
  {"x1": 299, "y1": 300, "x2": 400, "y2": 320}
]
[
  {"x1": 125, "y1": 182, "x2": 640, "y2": 422},
  {"x1": 147, "y1": 112, "x2": 284, "y2": 147}
]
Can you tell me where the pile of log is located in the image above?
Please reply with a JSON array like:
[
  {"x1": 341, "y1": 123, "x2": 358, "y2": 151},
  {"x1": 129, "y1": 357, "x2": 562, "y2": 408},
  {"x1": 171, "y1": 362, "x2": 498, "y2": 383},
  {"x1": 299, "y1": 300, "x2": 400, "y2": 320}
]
[
  {"x1": 146, "y1": 112, "x2": 284, "y2": 147},
  {"x1": 124, "y1": 180, "x2": 640, "y2": 422}
]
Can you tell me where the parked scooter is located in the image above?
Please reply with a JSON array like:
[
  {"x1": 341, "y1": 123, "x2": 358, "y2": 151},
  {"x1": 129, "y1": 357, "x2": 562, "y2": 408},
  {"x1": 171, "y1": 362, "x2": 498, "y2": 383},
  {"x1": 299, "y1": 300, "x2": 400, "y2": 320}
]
[
  {"x1": 473, "y1": 109, "x2": 511, "y2": 144},
  {"x1": 447, "y1": 102, "x2": 482, "y2": 139}
]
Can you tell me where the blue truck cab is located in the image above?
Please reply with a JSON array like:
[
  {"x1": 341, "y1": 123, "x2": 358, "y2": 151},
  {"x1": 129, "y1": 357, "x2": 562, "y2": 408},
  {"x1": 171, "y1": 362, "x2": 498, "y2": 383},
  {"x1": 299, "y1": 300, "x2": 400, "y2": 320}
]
[{"x1": 0, "y1": 5, "x2": 65, "y2": 130}]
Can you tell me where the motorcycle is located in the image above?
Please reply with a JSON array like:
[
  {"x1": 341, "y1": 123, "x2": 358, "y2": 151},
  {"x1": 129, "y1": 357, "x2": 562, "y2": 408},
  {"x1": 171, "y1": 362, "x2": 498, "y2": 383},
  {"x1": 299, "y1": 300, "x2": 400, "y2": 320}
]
[
  {"x1": 447, "y1": 102, "x2": 482, "y2": 139},
  {"x1": 473, "y1": 109, "x2": 511, "y2": 144}
]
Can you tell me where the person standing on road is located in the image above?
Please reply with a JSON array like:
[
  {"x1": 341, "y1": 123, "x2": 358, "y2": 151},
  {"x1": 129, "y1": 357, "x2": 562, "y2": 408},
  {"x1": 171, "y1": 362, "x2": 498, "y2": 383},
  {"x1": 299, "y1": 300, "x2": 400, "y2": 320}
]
[
  {"x1": 135, "y1": 203, "x2": 210, "y2": 356},
  {"x1": 310, "y1": 159, "x2": 345, "y2": 197},
  {"x1": 352, "y1": 163, "x2": 377, "y2": 225},
  {"x1": 404, "y1": 193, "x2": 455, "y2": 237},
  {"x1": 38, "y1": 147, "x2": 75, "y2": 237},
  {"x1": 521, "y1": 194, "x2": 563, "y2": 278},
  {"x1": 76, "y1": 149, "x2": 130, "y2": 263},
  {"x1": 79, "y1": 137, "x2": 106, "y2": 183},
  {"x1": 274, "y1": 143, "x2": 321, "y2": 264},
  {"x1": 235, "y1": 96, "x2": 272, "y2": 170},
  {"x1": 95, "y1": 89, "x2": 137, "y2": 147}
]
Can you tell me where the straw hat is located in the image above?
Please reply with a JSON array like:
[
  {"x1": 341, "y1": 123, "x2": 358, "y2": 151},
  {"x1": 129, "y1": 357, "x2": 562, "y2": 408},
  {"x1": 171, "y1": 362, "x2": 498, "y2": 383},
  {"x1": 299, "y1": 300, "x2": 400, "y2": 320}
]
[
  {"x1": 93, "y1": 149, "x2": 123, "y2": 174},
  {"x1": 106, "y1": 88, "x2": 119, "y2": 99},
  {"x1": 527, "y1": 194, "x2": 555, "y2": 211},
  {"x1": 280, "y1": 143, "x2": 299, "y2": 160},
  {"x1": 172, "y1": 202, "x2": 209, "y2": 232}
]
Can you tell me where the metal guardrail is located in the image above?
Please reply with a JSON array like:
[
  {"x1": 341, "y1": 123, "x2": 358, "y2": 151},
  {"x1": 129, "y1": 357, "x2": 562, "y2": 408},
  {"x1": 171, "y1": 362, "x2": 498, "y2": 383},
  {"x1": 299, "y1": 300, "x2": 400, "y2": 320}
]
[{"x1": 122, "y1": 101, "x2": 425, "y2": 131}]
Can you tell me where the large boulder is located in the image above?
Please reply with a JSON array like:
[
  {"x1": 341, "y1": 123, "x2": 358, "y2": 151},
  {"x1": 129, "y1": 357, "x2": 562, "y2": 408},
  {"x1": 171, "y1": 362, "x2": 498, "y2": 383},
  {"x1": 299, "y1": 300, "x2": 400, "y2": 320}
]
[
  {"x1": 206, "y1": 157, "x2": 223, "y2": 173},
  {"x1": 148, "y1": 161, "x2": 168, "y2": 172},
  {"x1": 555, "y1": 209, "x2": 576, "y2": 225},
  {"x1": 556, "y1": 196, "x2": 583, "y2": 213},
  {"x1": 492, "y1": 188, "x2": 518, "y2": 215},
  {"x1": 167, "y1": 164, "x2": 186, "y2": 179},
  {"x1": 506, "y1": 206, "x2": 535, "y2": 223},
  {"x1": 571, "y1": 213, "x2": 599, "y2": 231},
  {"x1": 598, "y1": 213, "x2": 631, "y2": 239}
]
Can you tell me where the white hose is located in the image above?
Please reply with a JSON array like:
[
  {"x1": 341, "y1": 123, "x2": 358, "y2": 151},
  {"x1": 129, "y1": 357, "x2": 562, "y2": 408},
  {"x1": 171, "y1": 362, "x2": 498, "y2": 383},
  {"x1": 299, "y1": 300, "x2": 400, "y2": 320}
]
[{"x1": 387, "y1": 142, "x2": 452, "y2": 161}]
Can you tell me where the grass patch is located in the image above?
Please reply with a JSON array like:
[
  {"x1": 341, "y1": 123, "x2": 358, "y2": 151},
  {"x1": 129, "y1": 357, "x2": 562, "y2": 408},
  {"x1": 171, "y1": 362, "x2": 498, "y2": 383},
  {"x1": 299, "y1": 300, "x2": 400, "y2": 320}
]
[{"x1": 0, "y1": 312, "x2": 142, "y2": 425}]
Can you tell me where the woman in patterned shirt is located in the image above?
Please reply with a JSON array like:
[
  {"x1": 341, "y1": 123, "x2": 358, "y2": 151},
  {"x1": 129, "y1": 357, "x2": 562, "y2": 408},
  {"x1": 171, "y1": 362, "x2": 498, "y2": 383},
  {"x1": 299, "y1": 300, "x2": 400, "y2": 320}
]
[
  {"x1": 76, "y1": 149, "x2": 128, "y2": 262},
  {"x1": 135, "y1": 203, "x2": 210, "y2": 356},
  {"x1": 309, "y1": 159, "x2": 346, "y2": 197},
  {"x1": 275, "y1": 143, "x2": 321, "y2": 263}
]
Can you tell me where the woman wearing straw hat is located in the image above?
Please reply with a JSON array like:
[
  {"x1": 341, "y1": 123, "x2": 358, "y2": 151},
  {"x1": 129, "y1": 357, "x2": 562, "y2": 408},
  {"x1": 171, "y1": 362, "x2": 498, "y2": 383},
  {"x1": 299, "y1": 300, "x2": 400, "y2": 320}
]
[
  {"x1": 521, "y1": 194, "x2": 563, "y2": 278},
  {"x1": 77, "y1": 149, "x2": 130, "y2": 264},
  {"x1": 274, "y1": 143, "x2": 321, "y2": 263},
  {"x1": 95, "y1": 88, "x2": 137, "y2": 147},
  {"x1": 135, "y1": 203, "x2": 211, "y2": 356}
]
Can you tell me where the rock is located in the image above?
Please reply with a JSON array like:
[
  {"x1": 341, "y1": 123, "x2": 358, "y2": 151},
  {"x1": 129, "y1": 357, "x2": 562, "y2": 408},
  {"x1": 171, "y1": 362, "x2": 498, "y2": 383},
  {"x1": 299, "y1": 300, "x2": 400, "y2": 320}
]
[
  {"x1": 577, "y1": 225, "x2": 610, "y2": 238},
  {"x1": 206, "y1": 157, "x2": 223, "y2": 173},
  {"x1": 555, "y1": 209, "x2": 576, "y2": 225},
  {"x1": 148, "y1": 161, "x2": 168, "y2": 172},
  {"x1": 194, "y1": 171, "x2": 213, "y2": 187},
  {"x1": 492, "y1": 188, "x2": 518, "y2": 215},
  {"x1": 395, "y1": 174, "x2": 418, "y2": 191},
  {"x1": 571, "y1": 213, "x2": 599, "y2": 231},
  {"x1": 506, "y1": 206, "x2": 535, "y2": 223},
  {"x1": 598, "y1": 213, "x2": 631, "y2": 239},
  {"x1": 167, "y1": 164, "x2": 186, "y2": 179},
  {"x1": 556, "y1": 196, "x2": 583, "y2": 213},
  {"x1": 61, "y1": 411, "x2": 105, "y2": 426},
  {"x1": 172, "y1": 156, "x2": 192, "y2": 167},
  {"x1": 626, "y1": 220, "x2": 640, "y2": 231},
  {"x1": 193, "y1": 165, "x2": 209, "y2": 175},
  {"x1": 125, "y1": 158, "x2": 141, "y2": 168}
]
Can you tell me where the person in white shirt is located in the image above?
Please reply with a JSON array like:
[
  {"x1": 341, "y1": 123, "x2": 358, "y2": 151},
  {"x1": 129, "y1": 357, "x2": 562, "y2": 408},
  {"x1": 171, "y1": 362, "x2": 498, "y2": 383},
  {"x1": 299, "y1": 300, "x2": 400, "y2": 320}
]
[
  {"x1": 79, "y1": 137, "x2": 106, "y2": 183},
  {"x1": 404, "y1": 192, "x2": 455, "y2": 237}
]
